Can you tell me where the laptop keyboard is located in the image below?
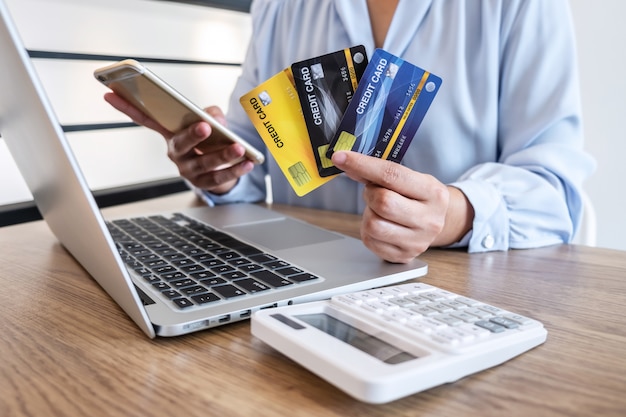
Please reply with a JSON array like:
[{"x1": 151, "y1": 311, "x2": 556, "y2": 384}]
[{"x1": 106, "y1": 213, "x2": 319, "y2": 310}]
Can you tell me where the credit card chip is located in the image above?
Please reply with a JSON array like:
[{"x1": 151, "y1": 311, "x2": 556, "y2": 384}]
[
  {"x1": 334, "y1": 131, "x2": 357, "y2": 152},
  {"x1": 288, "y1": 162, "x2": 312, "y2": 186},
  {"x1": 318, "y1": 145, "x2": 334, "y2": 169}
]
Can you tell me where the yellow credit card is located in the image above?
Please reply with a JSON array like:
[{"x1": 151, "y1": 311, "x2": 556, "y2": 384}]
[{"x1": 240, "y1": 68, "x2": 337, "y2": 196}]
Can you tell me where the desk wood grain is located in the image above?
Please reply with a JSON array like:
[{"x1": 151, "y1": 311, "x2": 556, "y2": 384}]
[{"x1": 0, "y1": 192, "x2": 625, "y2": 417}]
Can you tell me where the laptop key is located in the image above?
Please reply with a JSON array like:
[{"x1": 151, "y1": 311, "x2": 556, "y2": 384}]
[
  {"x1": 190, "y1": 271, "x2": 217, "y2": 280},
  {"x1": 152, "y1": 265, "x2": 176, "y2": 275},
  {"x1": 289, "y1": 273, "x2": 319, "y2": 283},
  {"x1": 250, "y1": 270, "x2": 293, "y2": 287},
  {"x1": 198, "y1": 277, "x2": 227, "y2": 287},
  {"x1": 161, "y1": 271, "x2": 186, "y2": 281},
  {"x1": 179, "y1": 264, "x2": 206, "y2": 274},
  {"x1": 274, "y1": 266, "x2": 304, "y2": 276},
  {"x1": 181, "y1": 285, "x2": 209, "y2": 296},
  {"x1": 212, "y1": 284, "x2": 246, "y2": 298},
  {"x1": 229, "y1": 258, "x2": 251, "y2": 267},
  {"x1": 218, "y1": 251, "x2": 242, "y2": 261},
  {"x1": 161, "y1": 289, "x2": 180, "y2": 299},
  {"x1": 172, "y1": 298, "x2": 194, "y2": 309},
  {"x1": 233, "y1": 243, "x2": 263, "y2": 256},
  {"x1": 143, "y1": 274, "x2": 161, "y2": 284},
  {"x1": 169, "y1": 278, "x2": 196, "y2": 289},
  {"x1": 211, "y1": 265, "x2": 236, "y2": 275},
  {"x1": 249, "y1": 253, "x2": 278, "y2": 264},
  {"x1": 238, "y1": 263, "x2": 264, "y2": 273},
  {"x1": 233, "y1": 278, "x2": 271, "y2": 293},
  {"x1": 191, "y1": 292, "x2": 221, "y2": 305},
  {"x1": 221, "y1": 271, "x2": 248, "y2": 280},
  {"x1": 152, "y1": 281, "x2": 170, "y2": 291},
  {"x1": 265, "y1": 260, "x2": 291, "y2": 270},
  {"x1": 202, "y1": 258, "x2": 226, "y2": 268}
]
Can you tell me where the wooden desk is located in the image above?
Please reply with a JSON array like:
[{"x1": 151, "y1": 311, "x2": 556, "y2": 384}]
[{"x1": 1, "y1": 192, "x2": 625, "y2": 417}]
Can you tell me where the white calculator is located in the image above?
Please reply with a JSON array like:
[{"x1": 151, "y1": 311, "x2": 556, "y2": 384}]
[{"x1": 251, "y1": 282, "x2": 547, "y2": 404}]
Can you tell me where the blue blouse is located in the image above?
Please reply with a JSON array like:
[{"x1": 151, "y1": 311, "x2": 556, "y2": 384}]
[{"x1": 203, "y1": 0, "x2": 595, "y2": 253}]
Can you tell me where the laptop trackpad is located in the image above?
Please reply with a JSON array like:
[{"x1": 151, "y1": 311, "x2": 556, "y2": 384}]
[{"x1": 225, "y1": 218, "x2": 343, "y2": 251}]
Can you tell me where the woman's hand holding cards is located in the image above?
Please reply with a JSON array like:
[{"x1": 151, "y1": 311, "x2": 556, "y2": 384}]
[{"x1": 331, "y1": 150, "x2": 474, "y2": 263}]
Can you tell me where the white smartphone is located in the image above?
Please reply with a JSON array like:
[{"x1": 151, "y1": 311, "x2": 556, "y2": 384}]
[{"x1": 94, "y1": 59, "x2": 265, "y2": 165}]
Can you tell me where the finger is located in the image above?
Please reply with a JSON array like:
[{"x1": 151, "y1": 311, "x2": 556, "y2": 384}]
[
  {"x1": 362, "y1": 236, "x2": 407, "y2": 263},
  {"x1": 193, "y1": 142, "x2": 247, "y2": 173},
  {"x1": 360, "y1": 206, "x2": 429, "y2": 263},
  {"x1": 204, "y1": 105, "x2": 227, "y2": 126},
  {"x1": 103, "y1": 92, "x2": 172, "y2": 137},
  {"x1": 331, "y1": 151, "x2": 437, "y2": 201},
  {"x1": 175, "y1": 141, "x2": 246, "y2": 181},
  {"x1": 168, "y1": 121, "x2": 213, "y2": 161},
  {"x1": 189, "y1": 158, "x2": 255, "y2": 191},
  {"x1": 361, "y1": 213, "x2": 428, "y2": 263},
  {"x1": 363, "y1": 182, "x2": 447, "y2": 239},
  {"x1": 362, "y1": 183, "x2": 421, "y2": 227}
]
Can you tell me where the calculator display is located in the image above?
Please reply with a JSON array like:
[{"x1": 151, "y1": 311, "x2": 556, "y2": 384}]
[{"x1": 296, "y1": 313, "x2": 417, "y2": 364}]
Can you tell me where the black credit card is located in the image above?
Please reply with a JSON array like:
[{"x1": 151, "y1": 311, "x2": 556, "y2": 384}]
[{"x1": 291, "y1": 45, "x2": 368, "y2": 177}]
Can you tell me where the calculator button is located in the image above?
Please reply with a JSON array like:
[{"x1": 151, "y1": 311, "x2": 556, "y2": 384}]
[
  {"x1": 406, "y1": 295, "x2": 431, "y2": 305},
  {"x1": 477, "y1": 304, "x2": 504, "y2": 315},
  {"x1": 367, "y1": 289, "x2": 394, "y2": 300},
  {"x1": 335, "y1": 294, "x2": 365, "y2": 305},
  {"x1": 446, "y1": 327, "x2": 476, "y2": 343},
  {"x1": 377, "y1": 300, "x2": 400, "y2": 310},
  {"x1": 464, "y1": 308, "x2": 493, "y2": 319},
  {"x1": 434, "y1": 314, "x2": 463, "y2": 327},
  {"x1": 411, "y1": 305, "x2": 439, "y2": 316},
  {"x1": 474, "y1": 320, "x2": 506, "y2": 333},
  {"x1": 454, "y1": 296, "x2": 480, "y2": 306},
  {"x1": 350, "y1": 292, "x2": 379, "y2": 303},
  {"x1": 432, "y1": 289, "x2": 457, "y2": 299},
  {"x1": 421, "y1": 292, "x2": 446, "y2": 302},
  {"x1": 450, "y1": 311, "x2": 479, "y2": 323},
  {"x1": 401, "y1": 283, "x2": 435, "y2": 293},
  {"x1": 442, "y1": 327, "x2": 478, "y2": 343},
  {"x1": 461, "y1": 324, "x2": 491, "y2": 339},
  {"x1": 422, "y1": 317, "x2": 448, "y2": 330},
  {"x1": 489, "y1": 316, "x2": 519, "y2": 329},
  {"x1": 406, "y1": 320, "x2": 434, "y2": 335},
  {"x1": 360, "y1": 302, "x2": 385, "y2": 314},
  {"x1": 382, "y1": 286, "x2": 411, "y2": 297},
  {"x1": 430, "y1": 303, "x2": 454, "y2": 313},
  {"x1": 504, "y1": 314, "x2": 534, "y2": 326},
  {"x1": 389, "y1": 297, "x2": 416, "y2": 308},
  {"x1": 441, "y1": 300, "x2": 468, "y2": 309},
  {"x1": 383, "y1": 309, "x2": 419, "y2": 324},
  {"x1": 431, "y1": 331, "x2": 461, "y2": 347}
]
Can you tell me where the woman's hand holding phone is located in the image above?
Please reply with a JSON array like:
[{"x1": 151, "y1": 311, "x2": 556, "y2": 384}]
[
  {"x1": 103, "y1": 92, "x2": 254, "y2": 195},
  {"x1": 95, "y1": 59, "x2": 264, "y2": 195}
]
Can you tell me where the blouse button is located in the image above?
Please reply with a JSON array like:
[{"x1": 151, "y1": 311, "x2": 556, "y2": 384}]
[{"x1": 482, "y1": 235, "x2": 495, "y2": 249}]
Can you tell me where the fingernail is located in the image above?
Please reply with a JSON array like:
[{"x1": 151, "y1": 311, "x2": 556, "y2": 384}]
[
  {"x1": 331, "y1": 151, "x2": 347, "y2": 165},
  {"x1": 243, "y1": 160, "x2": 255, "y2": 172}
]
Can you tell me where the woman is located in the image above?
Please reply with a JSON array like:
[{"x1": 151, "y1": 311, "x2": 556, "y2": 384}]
[{"x1": 106, "y1": 0, "x2": 595, "y2": 263}]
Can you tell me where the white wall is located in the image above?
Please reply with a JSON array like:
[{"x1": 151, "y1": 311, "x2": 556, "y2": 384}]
[
  {"x1": 570, "y1": 0, "x2": 626, "y2": 250},
  {"x1": 0, "y1": 0, "x2": 250, "y2": 203},
  {"x1": 2, "y1": 0, "x2": 625, "y2": 252}
]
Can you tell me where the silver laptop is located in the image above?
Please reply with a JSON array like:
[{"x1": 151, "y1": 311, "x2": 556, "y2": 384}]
[{"x1": 0, "y1": 1, "x2": 427, "y2": 338}]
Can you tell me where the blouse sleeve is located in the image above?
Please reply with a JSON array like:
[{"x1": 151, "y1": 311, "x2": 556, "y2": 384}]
[{"x1": 449, "y1": 0, "x2": 595, "y2": 252}]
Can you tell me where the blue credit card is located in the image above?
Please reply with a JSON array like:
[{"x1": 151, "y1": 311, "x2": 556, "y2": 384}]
[{"x1": 326, "y1": 49, "x2": 442, "y2": 163}]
